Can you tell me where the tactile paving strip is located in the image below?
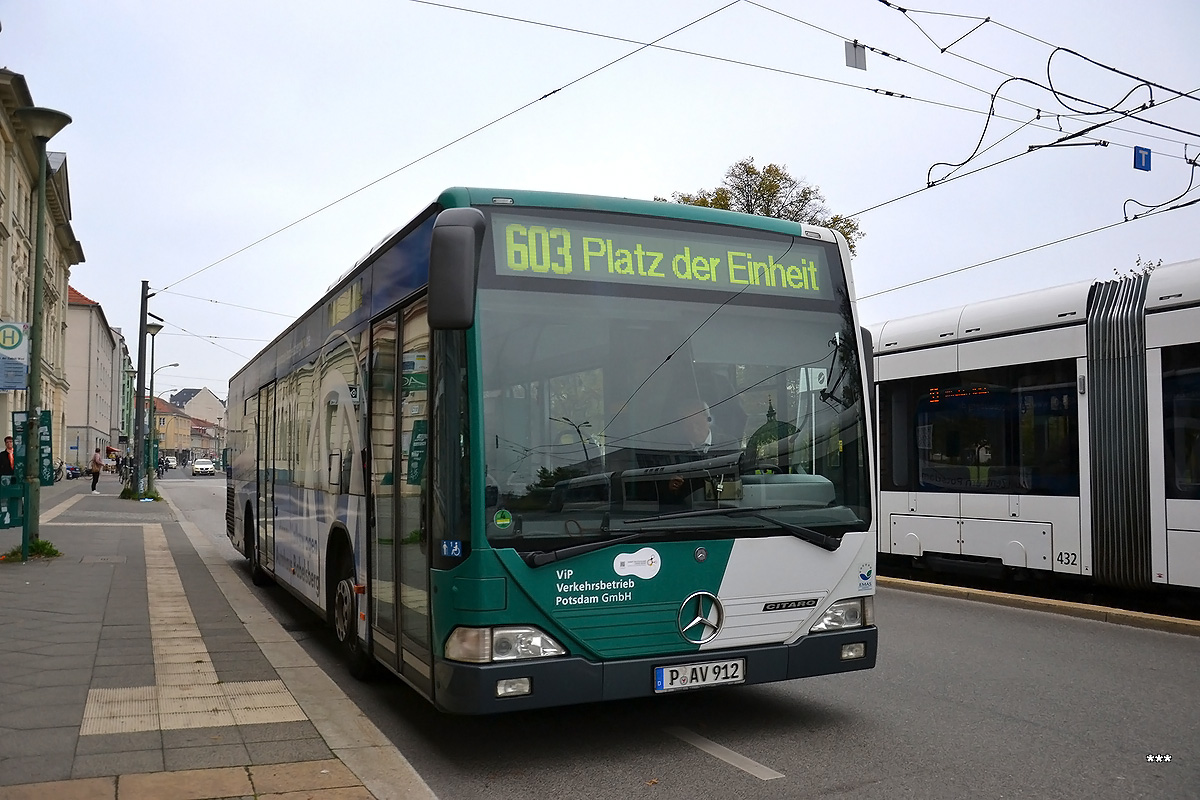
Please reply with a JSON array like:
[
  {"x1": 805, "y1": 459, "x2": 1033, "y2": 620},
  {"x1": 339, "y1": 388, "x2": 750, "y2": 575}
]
[{"x1": 79, "y1": 524, "x2": 307, "y2": 735}]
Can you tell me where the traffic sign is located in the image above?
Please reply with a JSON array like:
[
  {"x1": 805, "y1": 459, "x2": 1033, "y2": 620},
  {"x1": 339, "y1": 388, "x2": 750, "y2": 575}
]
[{"x1": 1134, "y1": 146, "x2": 1152, "y2": 171}]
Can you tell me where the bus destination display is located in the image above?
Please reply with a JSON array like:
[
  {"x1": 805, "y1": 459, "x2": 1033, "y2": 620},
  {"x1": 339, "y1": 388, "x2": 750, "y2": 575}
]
[{"x1": 492, "y1": 212, "x2": 832, "y2": 299}]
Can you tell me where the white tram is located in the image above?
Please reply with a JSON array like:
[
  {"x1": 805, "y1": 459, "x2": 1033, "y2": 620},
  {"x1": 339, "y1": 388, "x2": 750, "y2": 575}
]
[{"x1": 870, "y1": 258, "x2": 1200, "y2": 590}]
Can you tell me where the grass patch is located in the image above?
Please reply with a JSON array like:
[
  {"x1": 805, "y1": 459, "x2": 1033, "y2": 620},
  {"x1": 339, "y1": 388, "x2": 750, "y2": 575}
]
[
  {"x1": 1, "y1": 539, "x2": 62, "y2": 561},
  {"x1": 119, "y1": 486, "x2": 163, "y2": 501}
]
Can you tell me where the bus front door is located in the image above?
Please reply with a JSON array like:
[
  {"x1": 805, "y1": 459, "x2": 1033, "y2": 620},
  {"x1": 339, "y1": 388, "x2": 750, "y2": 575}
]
[{"x1": 369, "y1": 303, "x2": 433, "y2": 695}]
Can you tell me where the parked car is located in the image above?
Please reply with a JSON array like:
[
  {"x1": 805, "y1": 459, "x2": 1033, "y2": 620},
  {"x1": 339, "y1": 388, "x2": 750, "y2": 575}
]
[
  {"x1": 191, "y1": 458, "x2": 215, "y2": 476},
  {"x1": 54, "y1": 461, "x2": 82, "y2": 481}
]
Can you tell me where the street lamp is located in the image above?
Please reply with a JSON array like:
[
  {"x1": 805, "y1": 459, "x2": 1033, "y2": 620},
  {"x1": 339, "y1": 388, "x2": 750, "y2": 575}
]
[
  {"x1": 124, "y1": 368, "x2": 136, "y2": 486},
  {"x1": 143, "y1": 321, "x2": 163, "y2": 494},
  {"x1": 15, "y1": 106, "x2": 71, "y2": 557},
  {"x1": 552, "y1": 416, "x2": 592, "y2": 465},
  {"x1": 147, "y1": 349, "x2": 177, "y2": 495}
]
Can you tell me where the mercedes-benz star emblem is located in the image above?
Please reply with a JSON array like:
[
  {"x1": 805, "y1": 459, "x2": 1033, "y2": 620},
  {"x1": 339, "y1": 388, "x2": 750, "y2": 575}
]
[{"x1": 678, "y1": 591, "x2": 724, "y2": 645}]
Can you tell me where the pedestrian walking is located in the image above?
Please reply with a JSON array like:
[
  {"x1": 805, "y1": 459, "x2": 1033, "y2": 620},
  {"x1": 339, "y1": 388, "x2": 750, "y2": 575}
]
[{"x1": 90, "y1": 447, "x2": 103, "y2": 493}]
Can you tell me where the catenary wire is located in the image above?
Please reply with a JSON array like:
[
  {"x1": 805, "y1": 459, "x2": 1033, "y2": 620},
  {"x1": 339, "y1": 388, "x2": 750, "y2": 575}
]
[
  {"x1": 755, "y1": 0, "x2": 1198, "y2": 148},
  {"x1": 858, "y1": 192, "x2": 1200, "y2": 301},
  {"x1": 160, "y1": 0, "x2": 1193, "y2": 301},
  {"x1": 154, "y1": 290, "x2": 296, "y2": 318},
  {"x1": 158, "y1": 1, "x2": 740, "y2": 293},
  {"x1": 157, "y1": 333, "x2": 272, "y2": 343}
]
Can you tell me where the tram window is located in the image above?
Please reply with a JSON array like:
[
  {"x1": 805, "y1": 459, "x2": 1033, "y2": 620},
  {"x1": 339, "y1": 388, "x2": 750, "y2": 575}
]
[
  {"x1": 881, "y1": 387, "x2": 909, "y2": 490},
  {"x1": 881, "y1": 359, "x2": 1079, "y2": 495},
  {"x1": 1163, "y1": 343, "x2": 1200, "y2": 500}
]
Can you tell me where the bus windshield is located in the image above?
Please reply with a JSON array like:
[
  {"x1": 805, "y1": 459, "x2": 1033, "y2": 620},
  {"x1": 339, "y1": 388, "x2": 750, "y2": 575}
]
[{"x1": 477, "y1": 210, "x2": 869, "y2": 552}]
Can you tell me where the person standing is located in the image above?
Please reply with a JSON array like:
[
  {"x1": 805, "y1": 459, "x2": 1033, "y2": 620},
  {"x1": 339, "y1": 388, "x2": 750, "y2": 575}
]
[
  {"x1": 90, "y1": 447, "x2": 103, "y2": 493},
  {"x1": 0, "y1": 436, "x2": 14, "y2": 478},
  {"x1": 0, "y1": 436, "x2": 14, "y2": 518}
]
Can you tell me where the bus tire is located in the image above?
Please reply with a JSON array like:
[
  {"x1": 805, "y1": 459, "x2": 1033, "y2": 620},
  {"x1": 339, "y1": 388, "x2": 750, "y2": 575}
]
[
  {"x1": 246, "y1": 511, "x2": 271, "y2": 587},
  {"x1": 332, "y1": 554, "x2": 374, "y2": 681},
  {"x1": 249, "y1": 536, "x2": 270, "y2": 587}
]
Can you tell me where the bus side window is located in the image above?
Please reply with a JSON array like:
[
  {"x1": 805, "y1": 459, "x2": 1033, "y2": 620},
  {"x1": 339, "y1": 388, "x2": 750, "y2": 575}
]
[{"x1": 329, "y1": 451, "x2": 342, "y2": 487}]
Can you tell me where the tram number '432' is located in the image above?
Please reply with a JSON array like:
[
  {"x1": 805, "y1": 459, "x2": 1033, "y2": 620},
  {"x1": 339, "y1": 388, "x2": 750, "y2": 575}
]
[{"x1": 1056, "y1": 551, "x2": 1078, "y2": 566}]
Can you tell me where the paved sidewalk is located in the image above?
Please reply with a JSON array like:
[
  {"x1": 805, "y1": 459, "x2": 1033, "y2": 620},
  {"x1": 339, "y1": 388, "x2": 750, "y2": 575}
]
[{"x1": 0, "y1": 477, "x2": 436, "y2": 799}]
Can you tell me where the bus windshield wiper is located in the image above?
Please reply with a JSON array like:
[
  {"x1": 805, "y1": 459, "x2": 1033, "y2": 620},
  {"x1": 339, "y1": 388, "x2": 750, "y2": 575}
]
[
  {"x1": 625, "y1": 506, "x2": 843, "y2": 552},
  {"x1": 524, "y1": 530, "x2": 653, "y2": 568}
]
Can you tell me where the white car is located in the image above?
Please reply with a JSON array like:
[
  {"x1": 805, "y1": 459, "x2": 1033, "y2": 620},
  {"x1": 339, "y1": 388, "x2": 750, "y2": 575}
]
[
  {"x1": 165, "y1": 456, "x2": 178, "y2": 469},
  {"x1": 191, "y1": 458, "x2": 215, "y2": 476}
]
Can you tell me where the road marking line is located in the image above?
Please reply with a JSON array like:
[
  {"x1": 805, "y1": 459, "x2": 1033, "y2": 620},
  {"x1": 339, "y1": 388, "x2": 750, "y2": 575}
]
[
  {"x1": 41, "y1": 494, "x2": 84, "y2": 522},
  {"x1": 664, "y1": 726, "x2": 784, "y2": 780}
]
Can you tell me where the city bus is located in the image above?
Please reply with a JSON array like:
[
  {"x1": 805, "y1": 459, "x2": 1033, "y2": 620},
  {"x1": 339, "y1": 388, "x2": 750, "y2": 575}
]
[{"x1": 226, "y1": 187, "x2": 877, "y2": 713}]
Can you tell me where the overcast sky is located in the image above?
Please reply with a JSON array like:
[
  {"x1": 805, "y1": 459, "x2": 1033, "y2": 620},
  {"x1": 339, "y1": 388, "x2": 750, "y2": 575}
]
[{"x1": 5, "y1": 0, "x2": 1197, "y2": 401}]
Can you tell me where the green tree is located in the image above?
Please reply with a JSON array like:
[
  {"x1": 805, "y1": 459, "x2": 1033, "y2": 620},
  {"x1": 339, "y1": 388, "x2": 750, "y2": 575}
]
[{"x1": 660, "y1": 157, "x2": 864, "y2": 255}]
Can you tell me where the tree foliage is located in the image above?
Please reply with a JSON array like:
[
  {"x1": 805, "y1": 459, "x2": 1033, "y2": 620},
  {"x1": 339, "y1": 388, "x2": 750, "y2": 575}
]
[{"x1": 660, "y1": 157, "x2": 864, "y2": 255}]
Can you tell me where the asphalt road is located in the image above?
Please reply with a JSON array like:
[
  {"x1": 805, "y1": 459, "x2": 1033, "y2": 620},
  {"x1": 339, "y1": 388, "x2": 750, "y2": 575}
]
[{"x1": 164, "y1": 476, "x2": 1200, "y2": 800}]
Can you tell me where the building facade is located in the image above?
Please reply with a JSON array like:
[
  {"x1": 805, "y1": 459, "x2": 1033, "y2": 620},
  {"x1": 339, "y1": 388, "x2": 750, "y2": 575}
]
[
  {"x1": 0, "y1": 69, "x2": 84, "y2": 462},
  {"x1": 65, "y1": 287, "x2": 114, "y2": 465},
  {"x1": 169, "y1": 388, "x2": 226, "y2": 432},
  {"x1": 111, "y1": 328, "x2": 135, "y2": 456},
  {"x1": 152, "y1": 397, "x2": 194, "y2": 462},
  {"x1": 170, "y1": 388, "x2": 226, "y2": 461}
]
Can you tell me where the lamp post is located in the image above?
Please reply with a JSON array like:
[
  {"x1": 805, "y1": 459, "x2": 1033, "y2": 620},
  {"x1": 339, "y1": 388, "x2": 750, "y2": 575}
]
[
  {"x1": 144, "y1": 322, "x2": 162, "y2": 494},
  {"x1": 146, "y1": 330, "x2": 176, "y2": 495},
  {"x1": 552, "y1": 416, "x2": 591, "y2": 465},
  {"x1": 124, "y1": 368, "x2": 136, "y2": 486},
  {"x1": 216, "y1": 416, "x2": 223, "y2": 464},
  {"x1": 147, "y1": 361, "x2": 178, "y2": 490},
  {"x1": 14, "y1": 106, "x2": 71, "y2": 555}
]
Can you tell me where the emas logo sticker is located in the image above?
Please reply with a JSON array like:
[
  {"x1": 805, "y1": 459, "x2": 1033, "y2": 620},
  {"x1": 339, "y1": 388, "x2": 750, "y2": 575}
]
[
  {"x1": 858, "y1": 563, "x2": 874, "y2": 591},
  {"x1": 614, "y1": 547, "x2": 661, "y2": 580}
]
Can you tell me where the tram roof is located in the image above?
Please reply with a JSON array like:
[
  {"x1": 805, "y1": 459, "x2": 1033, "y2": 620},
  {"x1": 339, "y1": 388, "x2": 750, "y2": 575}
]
[{"x1": 871, "y1": 257, "x2": 1200, "y2": 355}]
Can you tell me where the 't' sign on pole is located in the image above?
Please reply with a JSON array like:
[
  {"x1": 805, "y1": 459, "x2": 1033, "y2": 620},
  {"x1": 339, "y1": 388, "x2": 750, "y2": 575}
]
[{"x1": 1134, "y1": 146, "x2": 1152, "y2": 171}]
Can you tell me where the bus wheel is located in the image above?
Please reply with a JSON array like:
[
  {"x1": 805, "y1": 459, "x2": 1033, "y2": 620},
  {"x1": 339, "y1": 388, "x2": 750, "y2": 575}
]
[
  {"x1": 249, "y1": 534, "x2": 270, "y2": 587},
  {"x1": 246, "y1": 514, "x2": 270, "y2": 587},
  {"x1": 333, "y1": 558, "x2": 375, "y2": 681}
]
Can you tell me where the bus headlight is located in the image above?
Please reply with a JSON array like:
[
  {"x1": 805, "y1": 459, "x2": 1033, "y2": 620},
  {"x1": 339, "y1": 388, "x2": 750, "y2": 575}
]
[
  {"x1": 809, "y1": 597, "x2": 872, "y2": 633},
  {"x1": 445, "y1": 626, "x2": 567, "y2": 663}
]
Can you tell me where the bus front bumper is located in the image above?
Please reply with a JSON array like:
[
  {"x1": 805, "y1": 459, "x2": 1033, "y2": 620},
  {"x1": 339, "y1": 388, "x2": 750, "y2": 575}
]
[{"x1": 433, "y1": 626, "x2": 877, "y2": 714}]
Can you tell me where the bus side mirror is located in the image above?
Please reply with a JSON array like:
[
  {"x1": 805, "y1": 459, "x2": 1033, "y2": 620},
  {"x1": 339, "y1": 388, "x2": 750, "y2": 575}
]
[{"x1": 429, "y1": 207, "x2": 486, "y2": 329}]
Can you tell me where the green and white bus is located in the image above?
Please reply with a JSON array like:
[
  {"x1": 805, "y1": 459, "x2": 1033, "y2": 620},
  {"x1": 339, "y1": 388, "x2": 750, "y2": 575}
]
[{"x1": 226, "y1": 187, "x2": 877, "y2": 713}]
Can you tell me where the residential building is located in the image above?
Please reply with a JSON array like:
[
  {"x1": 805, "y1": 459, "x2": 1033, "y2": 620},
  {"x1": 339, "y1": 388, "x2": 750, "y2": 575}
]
[
  {"x1": 111, "y1": 328, "x2": 135, "y2": 455},
  {"x1": 170, "y1": 387, "x2": 226, "y2": 459},
  {"x1": 169, "y1": 388, "x2": 226, "y2": 431},
  {"x1": 0, "y1": 69, "x2": 85, "y2": 461},
  {"x1": 188, "y1": 417, "x2": 220, "y2": 462},
  {"x1": 65, "y1": 287, "x2": 115, "y2": 465},
  {"x1": 152, "y1": 397, "x2": 194, "y2": 462}
]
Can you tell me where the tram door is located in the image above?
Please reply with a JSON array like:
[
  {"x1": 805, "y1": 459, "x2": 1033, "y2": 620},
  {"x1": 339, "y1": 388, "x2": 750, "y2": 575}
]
[
  {"x1": 256, "y1": 383, "x2": 277, "y2": 572},
  {"x1": 368, "y1": 300, "x2": 432, "y2": 693}
]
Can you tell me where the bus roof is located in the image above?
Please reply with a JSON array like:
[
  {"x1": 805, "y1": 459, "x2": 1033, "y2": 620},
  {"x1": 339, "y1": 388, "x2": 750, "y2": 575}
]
[
  {"x1": 437, "y1": 187, "x2": 840, "y2": 242},
  {"x1": 230, "y1": 187, "x2": 846, "y2": 386}
]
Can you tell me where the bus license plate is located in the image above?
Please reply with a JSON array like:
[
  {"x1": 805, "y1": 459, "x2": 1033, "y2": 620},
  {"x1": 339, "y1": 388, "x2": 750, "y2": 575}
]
[{"x1": 654, "y1": 659, "x2": 745, "y2": 693}]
